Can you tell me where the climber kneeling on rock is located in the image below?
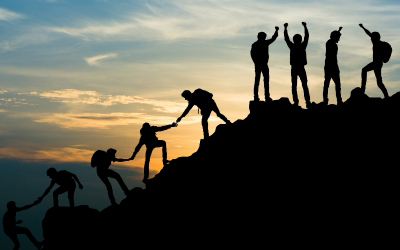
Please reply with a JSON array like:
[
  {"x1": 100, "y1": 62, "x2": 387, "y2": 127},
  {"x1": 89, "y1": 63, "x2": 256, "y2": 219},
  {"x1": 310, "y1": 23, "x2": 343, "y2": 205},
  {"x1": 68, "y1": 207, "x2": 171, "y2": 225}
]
[{"x1": 176, "y1": 89, "x2": 231, "y2": 139}]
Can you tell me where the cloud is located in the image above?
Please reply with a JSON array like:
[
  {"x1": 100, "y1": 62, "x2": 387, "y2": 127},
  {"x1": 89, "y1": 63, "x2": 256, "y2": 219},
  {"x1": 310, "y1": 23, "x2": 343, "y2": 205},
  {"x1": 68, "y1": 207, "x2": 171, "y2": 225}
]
[
  {"x1": 0, "y1": 147, "x2": 93, "y2": 163},
  {"x1": 0, "y1": 8, "x2": 24, "y2": 21},
  {"x1": 0, "y1": 109, "x2": 8, "y2": 113},
  {"x1": 85, "y1": 53, "x2": 118, "y2": 66},
  {"x1": 0, "y1": 90, "x2": 8, "y2": 94},
  {"x1": 31, "y1": 89, "x2": 187, "y2": 113},
  {"x1": 33, "y1": 112, "x2": 215, "y2": 129}
]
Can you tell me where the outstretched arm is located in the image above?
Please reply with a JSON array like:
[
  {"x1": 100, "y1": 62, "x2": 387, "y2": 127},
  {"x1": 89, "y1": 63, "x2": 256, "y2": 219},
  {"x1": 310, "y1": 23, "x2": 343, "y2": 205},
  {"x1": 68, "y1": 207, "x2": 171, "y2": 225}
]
[
  {"x1": 359, "y1": 24, "x2": 372, "y2": 37},
  {"x1": 129, "y1": 141, "x2": 144, "y2": 160},
  {"x1": 302, "y1": 22, "x2": 309, "y2": 47},
  {"x1": 16, "y1": 200, "x2": 40, "y2": 212},
  {"x1": 154, "y1": 123, "x2": 176, "y2": 133},
  {"x1": 176, "y1": 103, "x2": 194, "y2": 123},
  {"x1": 268, "y1": 26, "x2": 279, "y2": 44},
  {"x1": 38, "y1": 181, "x2": 55, "y2": 202},
  {"x1": 71, "y1": 174, "x2": 83, "y2": 189},
  {"x1": 283, "y1": 23, "x2": 292, "y2": 48}
]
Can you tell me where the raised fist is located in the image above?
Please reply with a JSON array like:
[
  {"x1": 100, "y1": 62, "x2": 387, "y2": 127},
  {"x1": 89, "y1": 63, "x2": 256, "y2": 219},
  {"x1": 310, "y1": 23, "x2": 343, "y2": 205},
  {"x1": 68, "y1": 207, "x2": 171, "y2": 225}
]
[
  {"x1": 275, "y1": 26, "x2": 279, "y2": 30},
  {"x1": 359, "y1": 24, "x2": 363, "y2": 27},
  {"x1": 284, "y1": 23, "x2": 288, "y2": 28},
  {"x1": 302, "y1": 22, "x2": 307, "y2": 26}
]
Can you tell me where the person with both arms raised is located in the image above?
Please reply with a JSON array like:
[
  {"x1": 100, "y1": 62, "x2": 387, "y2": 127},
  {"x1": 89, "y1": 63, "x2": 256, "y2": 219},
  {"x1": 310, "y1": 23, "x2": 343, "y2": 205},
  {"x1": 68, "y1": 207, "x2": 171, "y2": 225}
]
[{"x1": 284, "y1": 22, "x2": 312, "y2": 108}]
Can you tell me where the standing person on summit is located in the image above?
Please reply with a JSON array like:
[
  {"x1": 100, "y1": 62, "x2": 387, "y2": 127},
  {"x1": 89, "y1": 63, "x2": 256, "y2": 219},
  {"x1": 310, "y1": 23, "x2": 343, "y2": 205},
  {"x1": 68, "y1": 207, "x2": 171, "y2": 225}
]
[
  {"x1": 284, "y1": 22, "x2": 311, "y2": 108},
  {"x1": 176, "y1": 89, "x2": 231, "y2": 139},
  {"x1": 323, "y1": 27, "x2": 343, "y2": 105},
  {"x1": 251, "y1": 26, "x2": 279, "y2": 102},
  {"x1": 359, "y1": 24, "x2": 390, "y2": 98},
  {"x1": 130, "y1": 122, "x2": 177, "y2": 183}
]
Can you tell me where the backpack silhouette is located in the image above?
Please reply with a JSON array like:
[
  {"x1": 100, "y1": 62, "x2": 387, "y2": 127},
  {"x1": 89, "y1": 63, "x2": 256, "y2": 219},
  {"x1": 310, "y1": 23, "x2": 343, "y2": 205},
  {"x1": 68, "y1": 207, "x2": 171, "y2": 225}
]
[
  {"x1": 192, "y1": 89, "x2": 213, "y2": 101},
  {"x1": 91, "y1": 150, "x2": 108, "y2": 167},
  {"x1": 380, "y1": 41, "x2": 392, "y2": 63}
]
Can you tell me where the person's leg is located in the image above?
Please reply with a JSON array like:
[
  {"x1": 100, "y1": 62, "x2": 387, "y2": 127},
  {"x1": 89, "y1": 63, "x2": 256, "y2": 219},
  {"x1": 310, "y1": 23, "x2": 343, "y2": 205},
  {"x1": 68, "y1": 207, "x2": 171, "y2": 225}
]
[
  {"x1": 16, "y1": 227, "x2": 42, "y2": 249},
  {"x1": 201, "y1": 110, "x2": 212, "y2": 139},
  {"x1": 262, "y1": 65, "x2": 270, "y2": 101},
  {"x1": 299, "y1": 67, "x2": 310, "y2": 105},
  {"x1": 332, "y1": 71, "x2": 343, "y2": 104},
  {"x1": 323, "y1": 69, "x2": 332, "y2": 104},
  {"x1": 67, "y1": 183, "x2": 76, "y2": 208},
  {"x1": 361, "y1": 62, "x2": 375, "y2": 93},
  {"x1": 107, "y1": 169, "x2": 129, "y2": 195},
  {"x1": 6, "y1": 232, "x2": 20, "y2": 250},
  {"x1": 291, "y1": 67, "x2": 299, "y2": 105},
  {"x1": 144, "y1": 146, "x2": 154, "y2": 181},
  {"x1": 374, "y1": 63, "x2": 389, "y2": 98},
  {"x1": 98, "y1": 171, "x2": 117, "y2": 206},
  {"x1": 212, "y1": 106, "x2": 231, "y2": 125},
  {"x1": 254, "y1": 66, "x2": 261, "y2": 101},
  {"x1": 53, "y1": 186, "x2": 68, "y2": 207}
]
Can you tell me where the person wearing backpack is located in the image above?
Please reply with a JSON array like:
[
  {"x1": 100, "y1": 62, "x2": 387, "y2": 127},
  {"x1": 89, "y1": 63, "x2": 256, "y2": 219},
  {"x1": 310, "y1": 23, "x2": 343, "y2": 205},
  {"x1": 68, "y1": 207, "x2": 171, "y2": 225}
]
[
  {"x1": 129, "y1": 122, "x2": 177, "y2": 183},
  {"x1": 251, "y1": 27, "x2": 279, "y2": 102},
  {"x1": 284, "y1": 22, "x2": 312, "y2": 108},
  {"x1": 37, "y1": 168, "x2": 83, "y2": 208},
  {"x1": 3, "y1": 200, "x2": 44, "y2": 250},
  {"x1": 91, "y1": 148, "x2": 130, "y2": 206},
  {"x1": 176, "y1": 89, "x2": 231, "y2": 139},
  {"x1": 323, "y1": 27, "x2": 343, "y2": 105},
  {"x1": 359, "y1": 24, "x2": 390, "y2": 98}
]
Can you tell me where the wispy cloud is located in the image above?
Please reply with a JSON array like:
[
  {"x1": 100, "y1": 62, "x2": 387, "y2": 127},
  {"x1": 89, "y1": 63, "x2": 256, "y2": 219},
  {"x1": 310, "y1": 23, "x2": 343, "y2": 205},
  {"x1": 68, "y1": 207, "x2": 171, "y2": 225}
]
[
  {"x1": 0, "y1": 8, "x2": 24, "y2": 21},
  {"x1": 85, "y1": 53, "x2": 118, "y2": 66},
  {"x1": 0, "y1": 147, "x2": 93, "y2": 163},
  {"x1": 33, "y1": 112, "x2": 215, "y2": 129},
  {"x1": 31, "y1": 89, "x2": 187, "y2": 112},
  {"x1": 0, "y1": 90, "x2": 8, "y2": 94}
]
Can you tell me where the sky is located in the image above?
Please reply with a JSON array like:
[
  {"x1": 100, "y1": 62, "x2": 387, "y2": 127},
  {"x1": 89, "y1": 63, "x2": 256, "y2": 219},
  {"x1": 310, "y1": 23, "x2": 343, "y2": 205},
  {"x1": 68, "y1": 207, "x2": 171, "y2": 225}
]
[{"x1": 1, "y1": 0, "x2": 400, "y2": 248}]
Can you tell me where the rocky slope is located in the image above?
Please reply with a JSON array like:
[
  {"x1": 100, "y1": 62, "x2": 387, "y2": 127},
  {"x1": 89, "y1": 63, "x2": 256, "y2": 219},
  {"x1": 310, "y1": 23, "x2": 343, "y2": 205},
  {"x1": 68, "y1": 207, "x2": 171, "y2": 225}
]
[{"x1": 42, "y1": 88, "x2": 399, "y2": 249}]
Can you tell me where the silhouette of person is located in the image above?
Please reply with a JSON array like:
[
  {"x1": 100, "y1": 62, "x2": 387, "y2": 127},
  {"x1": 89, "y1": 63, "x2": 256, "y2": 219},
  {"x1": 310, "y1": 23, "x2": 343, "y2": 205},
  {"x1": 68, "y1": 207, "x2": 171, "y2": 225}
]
[
  {"x1": 3, "y1": 200, "x2": 44, "y2": 250},
  {"x1": 37, "y1": 168, "x2": 83, "y2": 207},
  {"x1": 323, "y1": 27, "x2": 343, "y2": 105},
  {"x1": 91, "y1": 148, "x2": 130, "y2": 206},
  {"x1": 251, "y1": 27, "x2": 279, "y2": 101},
  {"x1": 176, "y1": 89, "x2": 231, "y2": 139},
  {"x1": 130, "y1": 123, "x2": 177, "y2": 182},
  {"x1": 359, "y1": 24, "x2": 389, "y2": 98},
  {"x1": 284, "y1": 22, "x2": 311, "y2": 107}
]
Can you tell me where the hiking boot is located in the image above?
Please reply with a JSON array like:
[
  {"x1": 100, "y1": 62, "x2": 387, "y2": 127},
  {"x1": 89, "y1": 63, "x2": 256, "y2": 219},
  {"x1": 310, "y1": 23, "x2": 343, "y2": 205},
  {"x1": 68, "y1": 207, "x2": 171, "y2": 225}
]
[{"x1": 163, "y1": 160, "x2": 170, "y2": 165}]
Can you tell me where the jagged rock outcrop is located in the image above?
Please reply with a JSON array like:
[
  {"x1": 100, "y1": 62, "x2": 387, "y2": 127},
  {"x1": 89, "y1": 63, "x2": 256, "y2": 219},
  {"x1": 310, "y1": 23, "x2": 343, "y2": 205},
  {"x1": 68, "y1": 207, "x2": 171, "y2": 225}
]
[{"x1": 42, "y1": 88, "x2": 399, "y2": 249}]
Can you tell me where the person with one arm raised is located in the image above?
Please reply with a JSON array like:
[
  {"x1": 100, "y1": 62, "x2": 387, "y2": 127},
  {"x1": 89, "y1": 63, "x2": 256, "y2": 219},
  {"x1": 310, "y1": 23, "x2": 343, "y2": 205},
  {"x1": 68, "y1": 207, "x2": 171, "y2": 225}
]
[
  {"x1": 37, "y1": 168, "x2": 83, "y2": 208},
  {"x1": 359, "y1": 24, "x2": 391, "y2": 98},
  {"x1": 284, "y1": 22, "x2": 312, "y2": 108},
  {"x1": 251, "y1": 26, "x2": 279, "y2": 102},
  {"x1": 323, "y1": 27, "x2": 343, "y2": 105},
  {"x1": 130, "y1": 122, "x2": 177, "y2": 183}
]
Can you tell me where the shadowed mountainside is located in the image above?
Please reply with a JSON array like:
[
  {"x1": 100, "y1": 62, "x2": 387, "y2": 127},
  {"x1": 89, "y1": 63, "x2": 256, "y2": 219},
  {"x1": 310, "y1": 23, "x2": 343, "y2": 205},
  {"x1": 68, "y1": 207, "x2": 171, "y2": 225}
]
[{"x1": 42, "y1": 88, "x2": 399, "y2": 249}]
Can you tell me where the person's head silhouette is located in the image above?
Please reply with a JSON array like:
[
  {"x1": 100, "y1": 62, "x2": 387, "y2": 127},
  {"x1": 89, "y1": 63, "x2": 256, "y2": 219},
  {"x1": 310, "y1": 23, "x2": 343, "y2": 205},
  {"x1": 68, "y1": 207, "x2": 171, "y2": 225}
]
[
  {"x1": 141, "y1": 123, "x2": 150, "y2": 129},
  {"x1": 106, "y1": 148, "x2": 117, "y2": 159},
  {"x1": 257, "y1": 32, "x2": 266, "y2": 40},
  {"x1": 47, "y1": 168, "x2": 57, "y2": 178},
  {"x1": 330, "y1": 30, "x2": 341, "y2": 43},
  {"x1": 181, "y1": 90, "x2": 192, "y2": 101},
  {"x1": 293, "y1": 34, "x2": 302, "y2": 44},
  {"x1": 371, "y1": 32, "x2": 380, "y2": 42},
  {"x1": 7, "y1": 201, "x2": 16, "y2": 210}
]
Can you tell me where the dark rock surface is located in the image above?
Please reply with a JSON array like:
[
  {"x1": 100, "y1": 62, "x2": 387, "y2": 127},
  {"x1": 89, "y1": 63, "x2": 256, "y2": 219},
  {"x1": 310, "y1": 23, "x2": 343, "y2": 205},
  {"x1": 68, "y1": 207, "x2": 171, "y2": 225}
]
[{"x1": 42, "y1": 88, "x2": 399, "y2": 249}]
